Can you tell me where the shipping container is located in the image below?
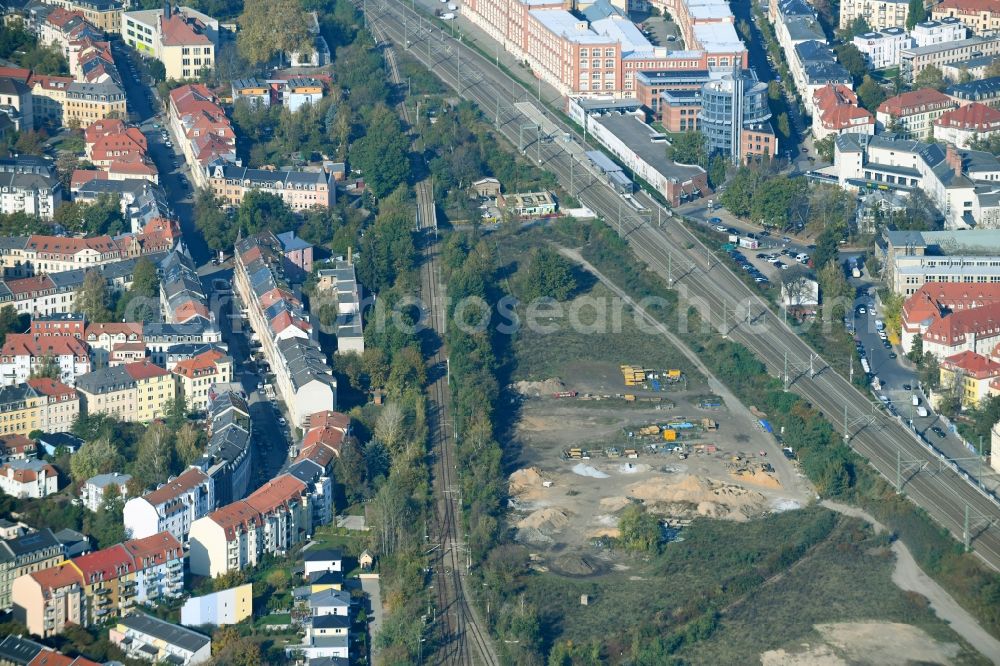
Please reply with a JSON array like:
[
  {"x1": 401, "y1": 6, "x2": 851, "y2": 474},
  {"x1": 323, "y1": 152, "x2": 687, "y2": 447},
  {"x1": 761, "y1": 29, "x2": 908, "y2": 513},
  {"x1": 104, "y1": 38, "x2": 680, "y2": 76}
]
[{"x1": 662, "y1": 429, "x2": 677, "y2": 441}]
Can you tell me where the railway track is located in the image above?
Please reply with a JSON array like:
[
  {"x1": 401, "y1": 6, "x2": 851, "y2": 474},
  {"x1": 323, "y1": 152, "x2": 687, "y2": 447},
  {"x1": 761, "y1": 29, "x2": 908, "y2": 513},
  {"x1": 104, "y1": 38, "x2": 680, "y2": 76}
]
[
  {"x1": 367, "y1": 0, "x2": 1000, "y2": 572},
  {"x1": 368, "y1": 10, "x2": 500, "y2": 664}
]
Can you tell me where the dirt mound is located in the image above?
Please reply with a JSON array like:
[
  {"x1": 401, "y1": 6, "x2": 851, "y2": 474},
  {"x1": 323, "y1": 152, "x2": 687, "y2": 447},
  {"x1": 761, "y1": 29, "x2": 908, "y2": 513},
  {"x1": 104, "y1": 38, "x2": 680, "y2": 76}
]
[
  {"x1": 517, "y1": 507, "x2": 571, "y2": 531},
  {"x1": 509, "y1": 467, "x2": 548, "y2": 500},
  {"x1": 761, "y1": 622, "x2": 960, "y2": 665},
  {"x1": 550, "y1": 554, "x2": 601, "y2": 577},
  {"x1": 513, "y1": 378, "x2": 565, "y2": 396},
  {"x1": 588, "y1": 527, "x2": 621, "y2": 539},
  {"x1": 732, "y1": 469, "x2": 782, "y2": 489},
  {"x1": 515, "y1": 527, "x2": 553, "y2": 546},
  {"x1": 600, "y1": 496, "x2": 632, "y2": 512},
  {"x1": 627, "y1": 474, "x2": 765, "y2": 521}
]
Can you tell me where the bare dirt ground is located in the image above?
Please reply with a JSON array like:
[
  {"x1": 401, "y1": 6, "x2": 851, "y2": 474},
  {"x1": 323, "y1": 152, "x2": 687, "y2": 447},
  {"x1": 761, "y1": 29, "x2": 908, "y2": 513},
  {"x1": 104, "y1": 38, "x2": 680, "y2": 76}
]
[
  {"x1": 760, "y1": 622, "x2": 961, "y2": 665},
  {"x1": 509, "y1": 391, "x2": 814, "y2": 559}
]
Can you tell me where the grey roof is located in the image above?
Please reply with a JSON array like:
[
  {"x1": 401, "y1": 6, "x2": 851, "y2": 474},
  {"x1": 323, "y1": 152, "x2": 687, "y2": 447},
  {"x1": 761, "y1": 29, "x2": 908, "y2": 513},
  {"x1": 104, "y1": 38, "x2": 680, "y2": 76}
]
[
  {"x1": 311, "y1": 614, "x2": 350, "y2": 629},
  {"x1": 210, "y1": 390, "x2": 249, "y2": 418},
  {"x1": 286, "y1": 458, "x2": 324, "y2": 483},
  {"x1": 0, "y1": 170, "x2": 59, "y2": 192},
  {"x1": 0, "y1": 635, "x2": 43, "y2": 666},
  {"x1": 67, "y1": 80, "x2": 124, "y2": 99},
  {"x1": 4, "y1": 527, "x2": 60, "y2": 557},
  {"x1": 591, "y1": 113, "x2": 707, "y2": 183},
  {"x1": 120, "y1": 613, "x2": 211, "y2": 653},
  {"x1": 304, "y1": 547, "x2": 342, "y2": 562},
  {"x1": 795, "y1": 40, "x2": 836, "y2": 64},
  {"x1": 86, "y1": 471, "x2": 131, "y2": 489},
  {"x1": 0, "y1": 155, "x2": 55, "y2": 176},
  {"x1": 0, "y1": 383, "x2": 39, "y2": 409},
  {"x1": 308, "y1": 588, "x2": 352, "y2": 608},
  {"x1": 37, "y1": 432, "x2": 83, "y2": 449},
  {"x1": 214, "y1": 165, "x2": 327, "y2": 187},
  {"x1": 76, "y1": 364, "x2": 133, "y2": 394},
  {"x1": 784, "y1": 15, "x2": 825, "y2": 42},
  {"x1": 277, "y1": 230, "x2": 312, "y2": 252},
  {"x1": 581, "y1": 0, "x2": 625, "y2": 21},
  {"x1": 902, "y1": 35, "x2": 1000, "y2": 58},
  {"x1": 946, "y1": 76, "x2": 1000, "y2": 100},
  {"x1": 143, "y1": 319, "x2": 215, "y2": 339},
  {"x1": 0, "y1": 77, "x2": 29, "y2": 96},
  {"x1": 585, "y1": 150, "x2": 623, "y2": 174},
  {"x1": 310, "y1": 635, "x2": 349, "y2": 649},
  {"x1": 0, "y1": 236, "x2": 28, "y2": 250},
  {"x1": 886, "y1": 229, "x2": 1000, "y2": 253}
]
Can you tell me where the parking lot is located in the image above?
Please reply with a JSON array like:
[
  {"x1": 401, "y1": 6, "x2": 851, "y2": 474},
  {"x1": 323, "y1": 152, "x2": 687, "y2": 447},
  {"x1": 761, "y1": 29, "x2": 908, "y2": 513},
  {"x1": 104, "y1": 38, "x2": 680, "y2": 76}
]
[{"x1": 713, "y1": 218, "x2": 814, "y2": 288}]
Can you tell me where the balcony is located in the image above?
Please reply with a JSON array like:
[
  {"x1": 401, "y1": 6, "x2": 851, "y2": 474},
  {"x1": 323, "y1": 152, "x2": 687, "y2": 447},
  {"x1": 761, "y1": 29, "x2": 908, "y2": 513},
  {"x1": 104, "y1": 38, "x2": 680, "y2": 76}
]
[
  {"x1": 167, "y1": 559, "x2": 182, "y2": 570},
  {"x1": 94, "y1": 586, "x2": 110, "y2": 595}
]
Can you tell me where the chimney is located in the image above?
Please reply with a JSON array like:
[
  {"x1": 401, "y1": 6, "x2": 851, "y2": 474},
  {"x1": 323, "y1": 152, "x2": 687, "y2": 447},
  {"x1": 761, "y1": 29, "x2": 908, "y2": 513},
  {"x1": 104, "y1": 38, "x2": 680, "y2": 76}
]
[{"x1": 946, "y1": 143, "x2": 962, "y2": 178}]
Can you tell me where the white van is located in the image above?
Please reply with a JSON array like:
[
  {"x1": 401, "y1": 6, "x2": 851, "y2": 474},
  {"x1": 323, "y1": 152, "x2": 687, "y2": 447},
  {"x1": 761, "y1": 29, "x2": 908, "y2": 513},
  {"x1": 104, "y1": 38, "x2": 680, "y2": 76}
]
[
  {"x1": 911, "y1": 394, "x2": 920, "y2": 406},
  {"x1": 916, "y1": 406, "x2": 928, "y2": 417},
  {"x1": 875, "y1": 319, "x2": 885, "y2": 332}
]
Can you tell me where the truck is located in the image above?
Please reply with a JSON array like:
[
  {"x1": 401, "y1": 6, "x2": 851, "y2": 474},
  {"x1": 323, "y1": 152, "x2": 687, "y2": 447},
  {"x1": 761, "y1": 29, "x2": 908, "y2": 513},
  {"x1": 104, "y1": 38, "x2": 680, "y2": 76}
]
[
  {"x1": 739, "y1": 237, "x2": 760, "y2": 249},
  {"x1": 849, "y1": 257, "x2": 861, "y2": 278},
  {"x1": 911, "y1": 394, "x2": 920, "y2": 406},
  {"x1": 860, "y1": 357, "x2": 871, "y2": 375}
]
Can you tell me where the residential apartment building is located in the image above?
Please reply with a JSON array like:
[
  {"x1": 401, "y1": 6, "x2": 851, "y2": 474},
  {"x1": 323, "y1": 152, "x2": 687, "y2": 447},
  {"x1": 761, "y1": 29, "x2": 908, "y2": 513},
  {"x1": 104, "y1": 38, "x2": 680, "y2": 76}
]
[
  {"x1": 875, "y1": 88, "x2": 958, "y2": 139},
  {"x1": 0, "y1": 233, "x2": 120, "y2": 275},
  {"x1": 464, "y1": 0, "x2": 746, "y2": 98},
  {"x1": 41, "y1": 0, "x2": 124, "y2": 33},
  {"x1": 29, "y1": 74, "x2": 73, "y2": 128},
  {"x1": 0, "y1": 76, "x2": 33, "y2": 131},
  {"x1": 172, "y1": 348, "x2": 232, "y2": 412},
  {"x1": 883, "y1": 229, "x2": 1000, "y2": 294},
  {"x1": 826, "y1": 133, "x2": 1000, "y2": 229},
  {"x1": 901, "y1": 36, "x2": 1000, "y2": 82},
  {"x1": 179, "y1": 583, "x2": 252, "y2": 626},
  {"x1": 853, "y1": 28, "x2": 911, "y2": 69},
  {"x1": 934, "y1": 103, "x2": 1000, "y2": 148},
  {"x1": 27, "y1": 377, "x2": 79, "y2": 432},
  {"x1": 0, "y1": 459, "x2": 58, "y2": 498},
  {"x1": 0, "y1": 382, "x2": 63, "y2": 436},
  {"x1": 80, "y1": 471, "x2": 131, "y2": 511},
  {"x1": 0, "y1": 333, "x2": 91, "y2": 386},
  {"x1": 188, "y1": 474, "x2": 315, "y2": 578},
  {"x1": 75, "y1": 360, "x2": 176, "y2": 423},
  {"x1": 0, "y1": 156, "x2": 61, "y2": 221},
  {"x1": 0, "y1": 634, "x2": 100, "y2": 665},
  {"x1": 912, "y1": 18, "x2": 969, "y2": 47},
  {"x1": 142, "y1": 320, "x2": 222, "y2": 366},
  {"x1": 812, "y1": 83, "x2": 876, "y2": 140},
  {"x1": 947, "y1": 77, "x2": 1000, "y2": 108},
  {"x1": 64, "y1": 81, "x2": 126, "y2": 126},
  {"x1": 159, "y1": 247, "x2": 210, "y2": 325},
  {"x1": 11, "y1": 532, "x2": 184, "y2": 637},
  {"x1": 0, "y1": 527, "x2": 63, "y2": 610},
  {"x1": 207, "y1": 165, "x2": 334, "y2": 211},
  {"x1": 122, "y1": 5, "x2": 218, "y2": 80},
  {"x1": 839, "y1": 0, "x2": 910, "y2": 30},
  {"x1": 315, "y1": 259, "x2": 364, "y2": 354},
  {"x1": 932, "y1": 0, "x2": 1000, "y2": 35},
  {"x1": 122, "y1": 467, "x2": 213, "y2": 542},
  {"x1": 166, "y1": 84, "x2": 236, "y2": 189},
  {"x1": 233, "y1": 232, "x2": 336, "y2": 430},
  {"x1": 231, "y1": 77, "x2": 326, "y2": 112},
  {"x1": 84, "y1": 322, "x2": 143, "y2": 367},
  {"x1": 194, "y1": 390, "x2": 251, "y2": 507},
  {"x1": 110, "y1": 613, "x2": 211, "y2": 665},
  {"x1": 940, "y1": 351, "x2": 1000, "y2": 407}
]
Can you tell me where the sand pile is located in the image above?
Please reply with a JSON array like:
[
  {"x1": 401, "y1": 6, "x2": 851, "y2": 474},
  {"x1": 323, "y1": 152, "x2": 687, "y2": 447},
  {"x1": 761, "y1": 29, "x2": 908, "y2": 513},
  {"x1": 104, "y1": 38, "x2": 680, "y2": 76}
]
[
  {"x1": 627, "y1": 474, "x2": 766, "y2": 521},
  {"x1": 589, "y1": 527, "x2": 621, "y2": 539},
  {"x1": 509, "y1": 467, "x2": 548, "y2": 499},
  {"x1": 572, "y1": 463, "x2": 609, "y2": 478},
  {"x1": 513, "y1": 378, "x2": 565, "y2": 396},
  {"x1": 732, "y1": 469, "x2": 782, "y2": 489},
  {"x1": 600, "y1": 496, "x2": 632, "y2": 512},
  {"x1": 515, "y1": 527, "x2": 553, "y2": 546},
  {"x1": 517, "y1": 507, "x2": 571, "y2": 531}
]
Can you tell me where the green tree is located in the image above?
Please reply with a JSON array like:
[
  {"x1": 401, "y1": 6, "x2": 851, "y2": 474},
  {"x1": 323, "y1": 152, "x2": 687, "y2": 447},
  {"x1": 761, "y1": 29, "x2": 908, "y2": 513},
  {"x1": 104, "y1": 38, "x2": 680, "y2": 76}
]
[
  {"x1": 768, "y1": 80, "x2": 781, "y2": 101},
  {"x1": 819, "y1": 262, "x2": 851, "y2": 320},
  {"x1": 0, "y1": 305, "x2": 27, "y2": 345},
  {"x1": 13, "y1": 131, "x2": 45, "y2": 156},
  {"x1": 236, "y1": 191, "x2": 296, "y2": 236},
  {"x1": 906, "y1": 0, "x2": 927, "y2": 29},
  {"x1": 666, "y1": 131, "x2": 707, "y2": 166},
  {"x1": 842, "y1": 16, "x2": 871, "y2": 38},
  {"x1": 75, "y1": 269, "x2": 112, "y2": 322},
  {"x1": 618, "y1": 503, "x2": 661, "y2": 553},
  {"x1": 857, "y1": 75, "x2": 887, "y2": 111},
  {"x1": 918, "y1": 351, "x2": 940, "y2": 389},
  {"x1": 349, "y1": 104, "x2": 410, "y2": 198},
  {"x1": 777, "y1": 112, "x2": 791, "y2": 139},
  {"x1": 908, "y1": 333, "x2": 924, "y2": 363},
  {"x1": 116, "y1": 257, "x2": 160, "y2": 322},
  {"x1": 175, "y1": 422, "x2": 205, "y2": 466},
  {"x1": 521, "y1": 247, "x2": 577, "y2": 301},
  {"x1": 30, "y1": 355, "x2": 61, "y2": 381},
  {"x1": 237, "y1": 0, "x2": 312, "y2": 65},
  {"x1": 194, "y1": 188, "x2": 235, "y2": 251},
  {"x1": 914, "y1": 65, "x2": 947, "y2": 92},
  {"x1": 834, "y1": 43, "x2": 868, "y2": 81},
  {"x1": 83, "y1": 484, "x2": 125, "y2": 548},
  {"x1": 812, "y1": 226, "x2": 841, "y2": 271},
  {"x1": 814, "y1": 134, "x2": 835, "y2": 162},
  {"x1": 131, "y1": 422, "x2": 174, "y2": 488},
  {"x1": 70, "y1": 437, "x2": 122, "y2": 483}
]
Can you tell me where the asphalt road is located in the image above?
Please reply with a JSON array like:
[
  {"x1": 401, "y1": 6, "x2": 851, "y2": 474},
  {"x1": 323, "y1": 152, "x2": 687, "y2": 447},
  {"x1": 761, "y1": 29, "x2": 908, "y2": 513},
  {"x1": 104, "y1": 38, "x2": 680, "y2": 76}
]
[{"x1": 369, "y1": 0, "x2": 1000, "y2": 570}]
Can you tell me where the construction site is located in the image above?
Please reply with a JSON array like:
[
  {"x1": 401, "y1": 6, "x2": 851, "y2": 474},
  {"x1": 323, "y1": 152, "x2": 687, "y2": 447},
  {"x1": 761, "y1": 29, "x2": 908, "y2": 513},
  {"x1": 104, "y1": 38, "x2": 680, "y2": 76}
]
[{"x1": 509, "y1": 359, "x2": 814, "y2": 571}]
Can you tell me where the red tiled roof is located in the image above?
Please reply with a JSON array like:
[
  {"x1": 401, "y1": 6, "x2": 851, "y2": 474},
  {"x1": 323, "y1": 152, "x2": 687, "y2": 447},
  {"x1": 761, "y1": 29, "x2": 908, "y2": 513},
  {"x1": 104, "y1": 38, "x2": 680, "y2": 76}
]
[
  {"x1": 70, "y1": 543, "x2": 134, "y2": 583},
  {"x1": 936, "y1": 0, "x2": 1000, "y2": 15},
  {"x1": 30, "y1": 562, "x2": 83, "y2": 592},
  {"x1": 925, "y1": 300, "x2": 1000, "y2": 344},
  {"x1": 6, "y1": 276, "x2": 56, "y2": 297},
  {"x1": 71, "y1": 169, "x2": 107, "y2": 189},
  {"x1": 172, "y1": 349, "x2": 228, "y2": 379},
  {"x1": 878, "y1": 88, "x2": 955, "y2": 117},
  {"x1": 160, "y1": 13, "x2": 212, "y2": 46},
  {"x1": 308, "y1": 410, "x2": 350, "y2": 431},
  {"x1": 1, "y1": 333, "x2": 90, "y2": 359},
  {"x1": 0, "y1": 66, "x2": 32, "y2": 83},
  {"x1": 123, "y1": 360, "x2": 169, "y2": 381},
  {"x1": 942, "y1": 350, "x2": 1000, "y2": 378},
  {"x1": 302, "y1": 426, "x2": 345, "y2": 452},
  {"x1": 902, "y1": 283, "x2": 1000, "y2": 331},
  {"x1": 27, "y1": 377, "x2": 77, "y2": 398},
  {"x1": 122, "y1": 531, "x2": 182, "y2": 570},
  {"x1": 296, "y1": 442, "x2": 336, "y2": 469},
  {"x1": 208, "y1": 501, "x2": 262, "y2": 541},
  {"x1": 171, "y1": 299, "x2": 210, "y2": 323},
  {"x1": 935, "y1": 102, "x2": 1000, "y2": 131},
  {"x1": 0, "y1": 434, "x2": 36, "y2": 454},
  {"x1": 813, "y1": 83, "x2": 858, "y2": 111},
  {"x1": 26, "y1": 235, "x2": 118, "y2": 257},
  {"x1": 244, "y1": 474, "x2": 307, "y2": 515},
  {"x1": 83, "y1": 118, "x2": 126, "y2": 143},
  {"x1": 29, "y1": 74, "x2": 73, "y2": 91},
  {"x1": 85, "y1": 322, "x2": 143, "y2": 339},
  {"x1": 142, "y1": 467, "x2": 208, "y2": 506}
]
